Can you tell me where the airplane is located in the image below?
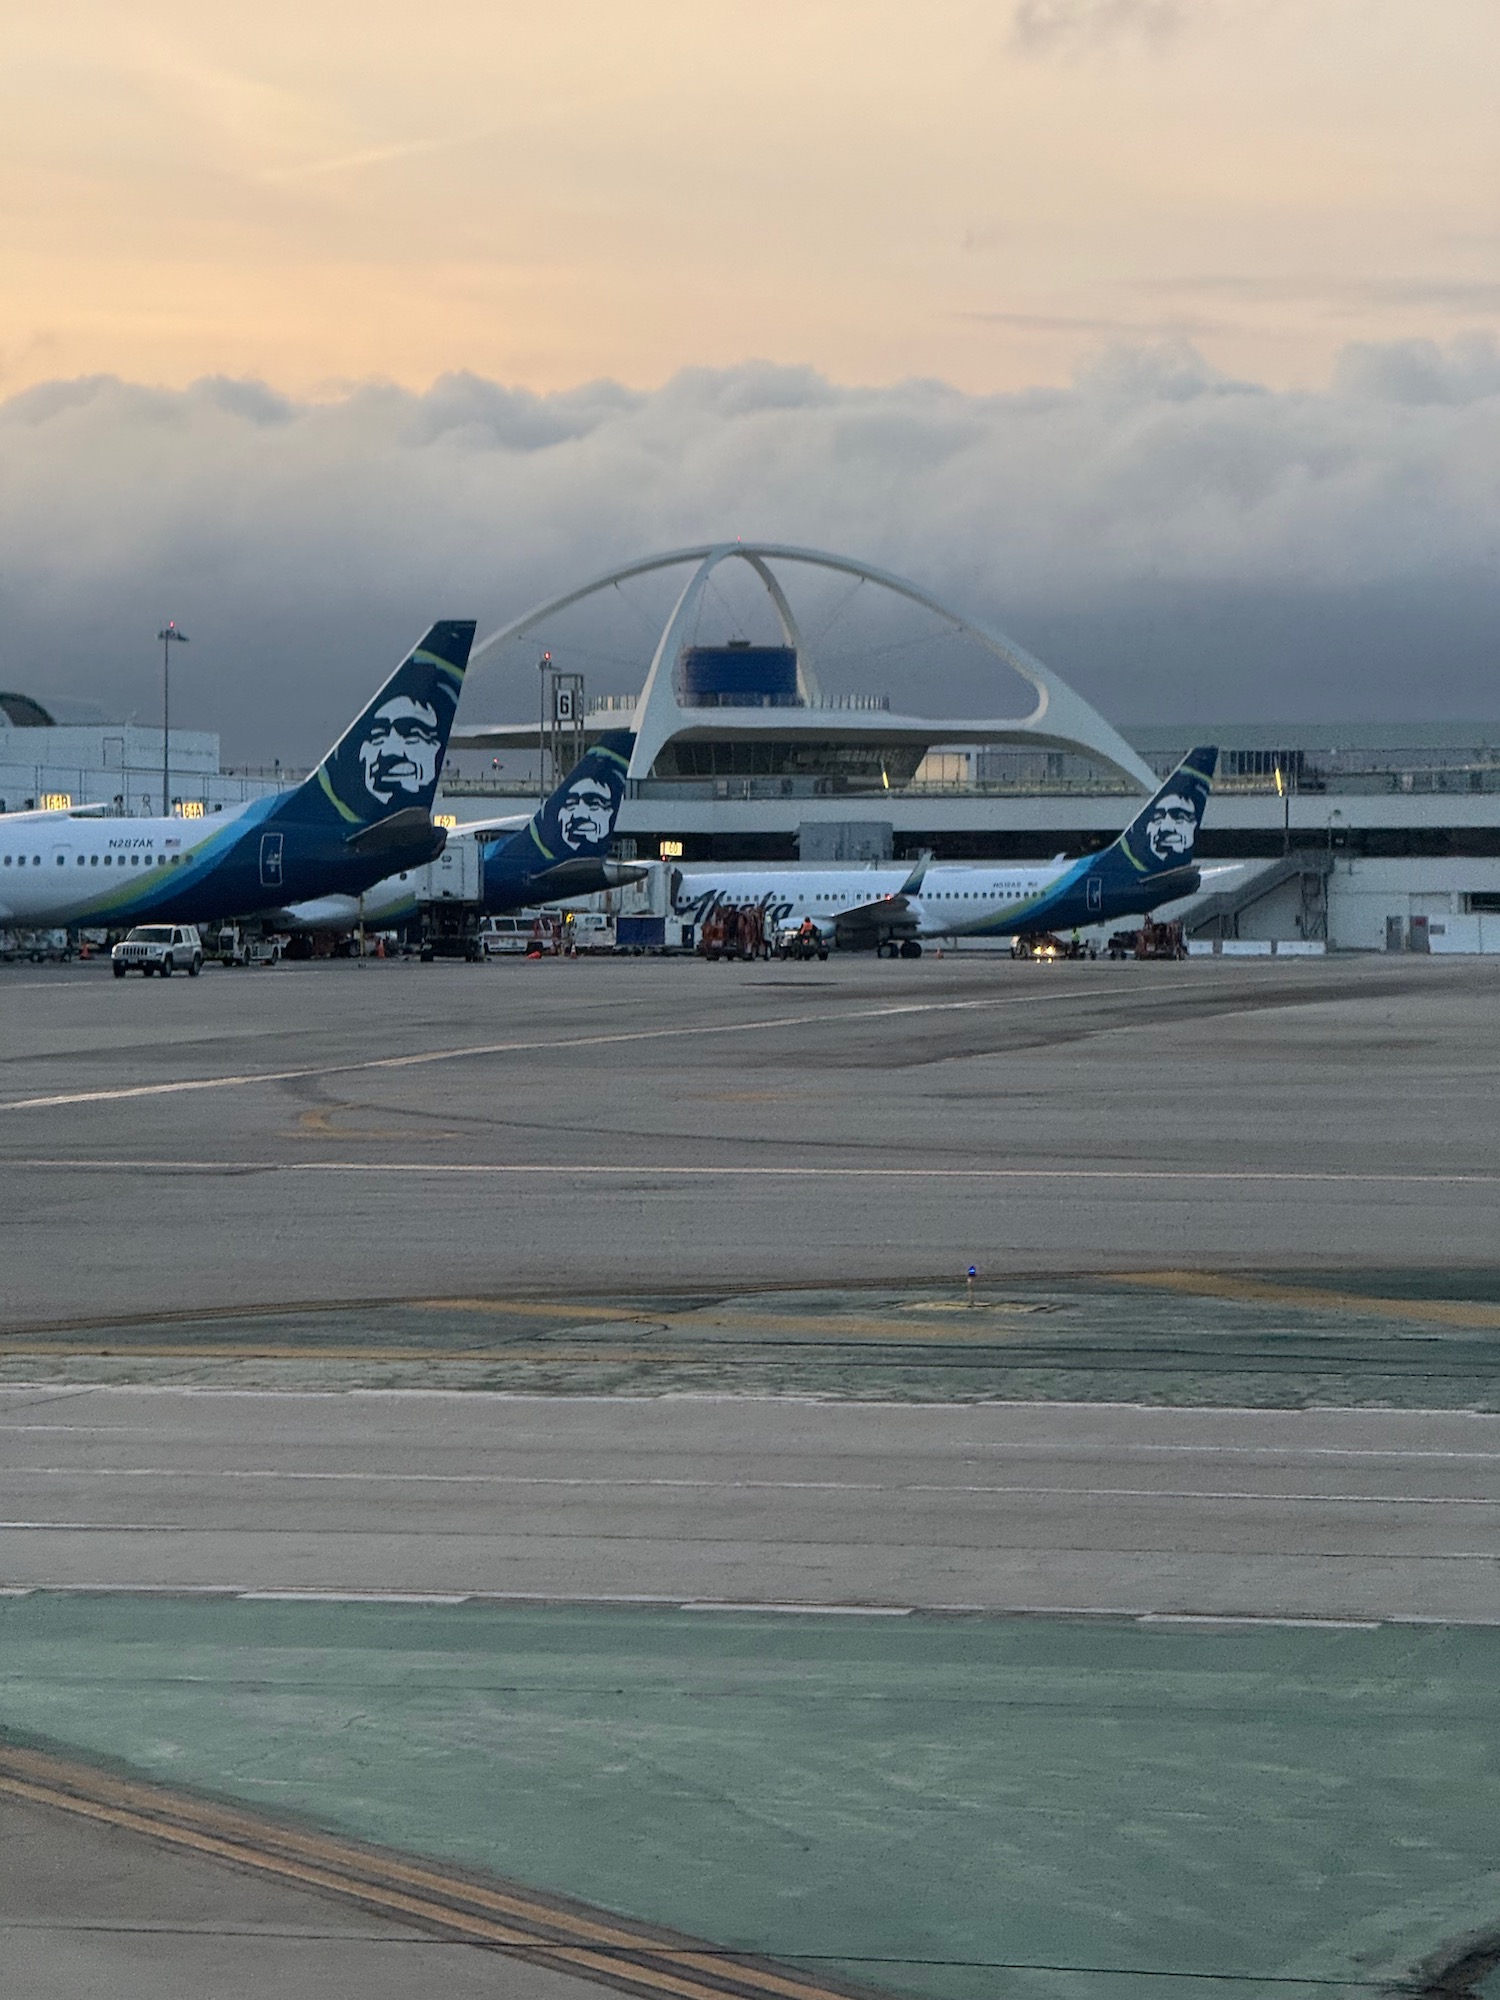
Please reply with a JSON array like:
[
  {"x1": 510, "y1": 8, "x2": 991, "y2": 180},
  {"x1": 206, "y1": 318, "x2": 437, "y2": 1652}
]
[
  {"x1": 277, "y1": 730, "x2": 646, "y2": 935},
  {"x1": 0, "y1": 621, "x2": 475, "y2": 932},
  {"x1": 668, "y1": 747, "x2": 1219, "y2": 956}
]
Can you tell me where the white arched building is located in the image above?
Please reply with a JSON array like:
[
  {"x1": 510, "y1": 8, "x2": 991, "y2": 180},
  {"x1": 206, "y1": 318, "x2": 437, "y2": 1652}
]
[{"x1": 453, "y1": 544, "x2": 1157, "y2": 860}]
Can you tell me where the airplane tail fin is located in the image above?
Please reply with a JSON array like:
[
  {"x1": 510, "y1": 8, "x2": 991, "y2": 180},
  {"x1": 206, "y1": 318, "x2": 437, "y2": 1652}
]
[
  {"x1": 484, "y1": 731, "x2": 638, "y2": 898},
  {"x1": 1109, "y1": 747, "x2": 1218, "y2": 879},
  {"x1": 288, "y1": 620, "x2": 475, "y2": 835}
]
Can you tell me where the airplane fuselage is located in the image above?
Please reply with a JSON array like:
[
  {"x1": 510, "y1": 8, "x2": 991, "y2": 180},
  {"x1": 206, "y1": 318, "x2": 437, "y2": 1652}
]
[
  {"x1": 0, "y1": 797, "x2": 434, "y2": 931},
  {"x1": 672, "y1": 854, "x2": 1197, "y2": 943}
]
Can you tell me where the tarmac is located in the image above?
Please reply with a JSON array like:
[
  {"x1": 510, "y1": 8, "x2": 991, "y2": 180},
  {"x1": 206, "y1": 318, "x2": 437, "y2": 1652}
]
[
  {"x1": 1, "y1": 952, "x2": 1498, "y2": 1999},
  {"x1": 1, "y1": 1388, "x2": 1495, "y2": 1621},
  {"x1": 2, "y1": 953, "x2": 1500, "y2": 1317}
]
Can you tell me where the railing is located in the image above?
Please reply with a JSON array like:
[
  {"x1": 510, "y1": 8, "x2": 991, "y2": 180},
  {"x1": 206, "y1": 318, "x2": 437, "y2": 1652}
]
[{"x1": 440, "y1": 778, "x2": 545, "y2": 798}]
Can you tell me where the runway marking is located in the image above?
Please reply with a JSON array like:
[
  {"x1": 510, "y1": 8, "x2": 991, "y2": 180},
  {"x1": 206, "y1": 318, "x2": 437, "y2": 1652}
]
[
  {"x1": 3, "y1": 1584, "x2": 1498, "y2": 1623},
  {"x1": 1137, "y1": 1613, "x2": 1381, "y2": 1630},
  {"x1": 5, "y1": 1469, "x2": 1494, "y2": 1504},
  {"x1": 0, "y1": 1424, "x2": 1493, "y2": 1461},
  {"x1": 0, "y1": 1743, "x2": 862, "y2": 2000},
  {"x1": 237, "y1": 1590, "x2": 470, "y2": 1604},
  {"x1": 0, "y1": 981, "x2": 1198, "y2": 1113},
  {"x1": 6, "y1": 1157, "x2": 1500, "y2": 1188},
  {"x1": 1123, "y1": 1268, "x2": 1500, "y2": 1328},
  {"x1": 681, "y1": 1602, "x2": 912, "y2": 1616}
]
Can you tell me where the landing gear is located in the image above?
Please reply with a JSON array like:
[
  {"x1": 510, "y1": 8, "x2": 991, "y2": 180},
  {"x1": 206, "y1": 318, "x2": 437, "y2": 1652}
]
[{"x1": 899, "y1": 939, "x2": 923, "y2": 960}]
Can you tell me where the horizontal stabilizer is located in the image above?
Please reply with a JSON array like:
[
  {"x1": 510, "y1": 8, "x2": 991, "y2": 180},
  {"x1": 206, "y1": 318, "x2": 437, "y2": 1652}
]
[
  {"x1": 344, "y1": 806, "x2": 446, "y2": 862},
  {"x1": 528, "y1": 856, "x2": 650, "y2": 898}
]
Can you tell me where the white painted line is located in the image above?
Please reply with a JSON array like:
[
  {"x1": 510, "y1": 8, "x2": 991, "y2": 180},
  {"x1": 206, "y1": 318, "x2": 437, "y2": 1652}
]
[
  {"x1": 0, "y1": 1426, "x2": 1492, "y2": 1463},
  {"x1": 3, "y1": 1585, "x2": 1498, "y2": 1625},
  {"x1": 7, "y1": 1158, "x2": 1500, "y2": 1187},
  {"x1": 0, "y1": 984, "x2": 1192, "y2": 1114},
  {"x1": 680, "y1": 1602, "x2": 914, "y2": 1616},
  {"x1": 1138, "y1": 1613, "x2": 1382, "y2": 1630},
  {"x1": 8, "y1": 1468, "x2": 1492, "y2": 1504},
  {"x1": 235, "y1": 1591, "x2": 471, "y2": 1605},
  {"x1": 0, "y1": 1522, "x2": 168, "y2": 1531},
  {"x1": 959, "y1": 1442, "x2": 1500, "y2": 1462}
]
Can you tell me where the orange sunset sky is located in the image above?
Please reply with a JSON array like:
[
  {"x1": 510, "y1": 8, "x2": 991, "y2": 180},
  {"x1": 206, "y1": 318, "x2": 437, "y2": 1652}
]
[{"x1": 4, "y1": 0, "x2": 1498, "y2": 397}]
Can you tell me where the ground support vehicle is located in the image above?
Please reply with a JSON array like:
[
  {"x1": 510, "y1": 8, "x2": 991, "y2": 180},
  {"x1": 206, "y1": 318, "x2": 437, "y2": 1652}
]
[
  {"x1": 1106, "y1": 919, "x2": 1187, "y2": 960},
  {"x1": 1012, "y1": 933, "x2": 1097, "y2": 961},
  {"x1": 774, "y1": 922, "x2": 829, "y2": 962},
  {"x1": 1136, "y1": 918, "x2": 1187, "y2": 959},
  {"x1": 418, "y1": 902, "x2": 483, "y2": 961},
  {"x1": 616, "y1": 915, "x2": 695, "y2": 954},
  {"x1": 479, "y1": 917, "x2": 531, "y2": 956},
  {"x1": 699, "y1": 905, "x2": 769, "y2": 961},
  {"x1": 0, "y1": 927, "x2": 73, "y2": 964},
  {"x1": 207, "y1": 923, "x2": 284, "y2": 967},
  {"x1": 111, "y1": 924, "x2": 204, "y2": 978}
]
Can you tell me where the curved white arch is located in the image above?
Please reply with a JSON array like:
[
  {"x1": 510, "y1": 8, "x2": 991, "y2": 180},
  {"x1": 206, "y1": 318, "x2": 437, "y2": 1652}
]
[{"x1": 469, "y1": 543, "x2": 1155, "y2": 791}]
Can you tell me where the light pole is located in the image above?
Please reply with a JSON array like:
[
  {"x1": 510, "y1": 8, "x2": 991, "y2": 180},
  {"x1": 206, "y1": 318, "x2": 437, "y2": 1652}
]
[
  {"x1": 158, "y1": 622, "x2": 189, "y2": 817},
  {"x1": 537, "y1": 650, "x2": 552, "y2": 807}
]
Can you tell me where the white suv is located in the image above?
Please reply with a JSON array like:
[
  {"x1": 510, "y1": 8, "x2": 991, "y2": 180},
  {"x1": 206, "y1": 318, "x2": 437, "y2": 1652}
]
[{"x1": 112, "y1": 924, "x2": 204, "y2": 979}]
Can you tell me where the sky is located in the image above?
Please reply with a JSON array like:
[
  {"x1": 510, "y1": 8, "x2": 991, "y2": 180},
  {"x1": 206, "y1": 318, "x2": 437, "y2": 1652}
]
[{"x1": 1, "y1": 0, "x2": 1498, "y2": 753}]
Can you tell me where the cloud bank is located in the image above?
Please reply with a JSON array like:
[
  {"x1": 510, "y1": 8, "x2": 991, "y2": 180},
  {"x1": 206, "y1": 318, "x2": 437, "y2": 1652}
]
[
  {"x1": 1, "y1": 339, "x2": 1499, "y2": 763},
  {"x1": 1010, "y1": 0, "x2": 1194, "y2": 57}
]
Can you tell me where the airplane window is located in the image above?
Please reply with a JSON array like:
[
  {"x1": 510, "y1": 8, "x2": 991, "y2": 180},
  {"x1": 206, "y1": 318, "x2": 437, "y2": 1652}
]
[
  {"x1": 2, "y1": 856, "x2": 9, "y2": 866},
  {"x1": 57, "y1": 854, "x2": 66, "y2": 865},
  {"x1": 91, "y1": 854, "x2": 98, "y2": 865},
  {"x1": 130, "y1": 855, "x2": 139, "y2": 866},
  {"x1": 76, "y1": 855, "x2": 85, "y2": 865}
]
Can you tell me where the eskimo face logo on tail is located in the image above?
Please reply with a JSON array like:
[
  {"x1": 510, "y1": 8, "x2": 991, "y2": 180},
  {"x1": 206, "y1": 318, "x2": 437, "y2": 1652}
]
[
  {"x1": 557, "y1": 773, "x2": 617, "y2": 852},
  {"x1": 1144, "y1": 789, "x2": 1199, "y2": 863},
  {"x1": 539, "y1": 758, "x2": 626, "y2": 858},
  {"x1": 357, "y1": 697, "x2": 443, "y2": 805}
]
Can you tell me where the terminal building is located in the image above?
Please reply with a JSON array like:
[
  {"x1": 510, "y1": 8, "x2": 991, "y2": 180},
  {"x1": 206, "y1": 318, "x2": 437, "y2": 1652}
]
[
  {"x1": 6, "y1": 544, "x2": 1500, "y2": 952},
  {"x1": 449, "y1": 544, "x2": 1500, "y2": 954}
]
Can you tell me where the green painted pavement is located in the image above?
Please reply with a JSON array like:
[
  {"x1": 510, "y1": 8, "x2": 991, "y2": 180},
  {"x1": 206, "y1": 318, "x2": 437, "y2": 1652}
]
[
  {"x1": 2, "y1": 1596, "x2": 1497, "y2": 1998},
  {"x1": 4, "y1": 1274, "x2": 1499, "y2": 1408}
]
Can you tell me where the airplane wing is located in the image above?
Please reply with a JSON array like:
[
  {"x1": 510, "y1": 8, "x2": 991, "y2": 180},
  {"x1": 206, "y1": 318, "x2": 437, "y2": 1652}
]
[
  {"x1": 452, "y1": 813, "x2": 533, "y2": 839},
  {"x1": 1, "y1": 802, "x2": 111, "y2": 822},
  {"x1": 828, "y1": 891, "x2": 921, "y2": 942}
]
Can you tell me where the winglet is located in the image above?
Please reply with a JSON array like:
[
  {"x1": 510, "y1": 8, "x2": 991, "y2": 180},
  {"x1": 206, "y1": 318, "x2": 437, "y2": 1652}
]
[{"x1": 899, "y1": 849, "x2": 933, "y2": 896}]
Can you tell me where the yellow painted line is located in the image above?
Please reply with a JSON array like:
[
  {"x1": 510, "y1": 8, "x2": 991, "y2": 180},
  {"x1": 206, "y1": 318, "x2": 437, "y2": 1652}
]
[
  {"x1": 424, "y1": 1299, "x2": 1046, "y2": 1341},
  {"x1": 0, "y1": 1749, "x2": 860, "y2": 2000},
  {"x1": 413, "y1": 1296, "x2": 670, "y2": 1322},
  {"x1": 1120, "y1": 1270, "x2": 1500, "y2": 1329}
]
